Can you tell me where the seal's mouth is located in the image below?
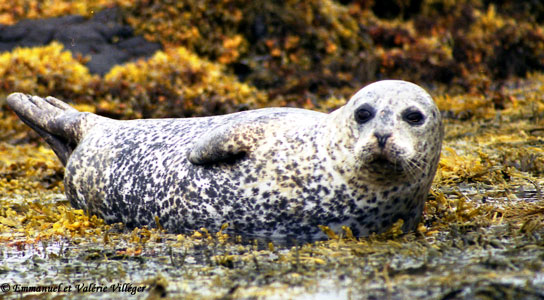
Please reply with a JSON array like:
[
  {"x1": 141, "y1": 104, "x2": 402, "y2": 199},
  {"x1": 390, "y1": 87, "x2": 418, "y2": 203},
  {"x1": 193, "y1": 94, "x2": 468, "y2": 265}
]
[{"x1": 368, "y1": 155, "x2": 404, "y2": 173}]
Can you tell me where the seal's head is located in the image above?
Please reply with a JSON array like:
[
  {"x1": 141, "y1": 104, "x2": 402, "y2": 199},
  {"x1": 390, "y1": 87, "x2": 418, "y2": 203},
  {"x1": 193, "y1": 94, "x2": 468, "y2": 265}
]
[{"x1": 332, "y1": 80, "x2": 443, "y2": 185}]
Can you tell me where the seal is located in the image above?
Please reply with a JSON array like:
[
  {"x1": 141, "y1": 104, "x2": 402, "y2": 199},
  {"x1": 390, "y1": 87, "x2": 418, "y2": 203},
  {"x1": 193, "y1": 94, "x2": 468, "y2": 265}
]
[{"x1": 7, "y1": 80, "x2": 443, "y2": 240}]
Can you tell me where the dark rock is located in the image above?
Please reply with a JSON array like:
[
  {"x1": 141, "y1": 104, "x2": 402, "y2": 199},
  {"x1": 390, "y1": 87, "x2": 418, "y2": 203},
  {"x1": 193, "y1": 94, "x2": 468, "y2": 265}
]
[
  {"x1": 0, "y1": 7, "x2": 162, "y2": 76},
  {"x1": 15, "y1": 20, "x2": 57, "y2": 46},
  {"x1": 117, "y1": 36, "x2": 162, "y2": 57},
  {"x1": 0, "y1": 42, "x2": 17, "y2": 52},
  {"x1": 86, "y1": 45, "x2": 130, "y2": 75},
  {"x1": 90, "y1": 6, "x2": 123, "y2": 24},
  {"x1": 53, "y1": 24, "x2": 107, "y2": 54},
  {"x1": 0, "y1": 24, "x2": 27, "y2": 42},
  {"x1": 94, "y1": 23, "x2": 134, "y2": 42}
]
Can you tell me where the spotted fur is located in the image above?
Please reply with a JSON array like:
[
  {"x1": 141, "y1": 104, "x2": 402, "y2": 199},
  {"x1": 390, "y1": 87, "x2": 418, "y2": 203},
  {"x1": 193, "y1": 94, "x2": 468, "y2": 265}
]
[{"x1": 7, "y1": 80, "x2": 443, "y2": 240}]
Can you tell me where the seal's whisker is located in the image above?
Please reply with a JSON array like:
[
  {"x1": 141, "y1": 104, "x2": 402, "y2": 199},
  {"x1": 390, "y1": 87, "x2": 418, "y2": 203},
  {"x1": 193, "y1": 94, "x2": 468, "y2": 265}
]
[{"x1": 403, "y1": 158, "x2": 426, "y2": 179}]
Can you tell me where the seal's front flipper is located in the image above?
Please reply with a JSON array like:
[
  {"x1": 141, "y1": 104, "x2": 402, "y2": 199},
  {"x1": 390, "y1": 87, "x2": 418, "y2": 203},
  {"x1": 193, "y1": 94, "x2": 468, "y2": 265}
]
[
  {"x1": 7, "y1": 93, "x2": 104, "y2": 165},
  {"x1": 188, "y1": 120, "x2": 267, "y2": 165}
]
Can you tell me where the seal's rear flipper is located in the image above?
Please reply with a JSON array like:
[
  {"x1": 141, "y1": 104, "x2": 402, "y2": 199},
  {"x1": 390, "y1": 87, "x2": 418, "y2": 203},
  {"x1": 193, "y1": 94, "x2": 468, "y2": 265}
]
[{"x1": 7, "y1": 93, "x2": 102, "y2": 165}]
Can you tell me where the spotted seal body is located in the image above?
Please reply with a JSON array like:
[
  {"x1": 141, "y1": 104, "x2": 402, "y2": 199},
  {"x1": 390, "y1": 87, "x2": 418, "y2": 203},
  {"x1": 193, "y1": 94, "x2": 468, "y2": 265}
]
[{"x1": 7, "y1": 80, "x2": 443, "y2": 240}]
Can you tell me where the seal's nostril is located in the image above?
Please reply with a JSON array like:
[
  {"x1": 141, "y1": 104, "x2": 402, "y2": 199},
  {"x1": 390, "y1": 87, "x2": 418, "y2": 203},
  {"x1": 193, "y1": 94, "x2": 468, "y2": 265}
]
[{"x1": 374, "y1": 132, "x2": 391, "y2": 148}]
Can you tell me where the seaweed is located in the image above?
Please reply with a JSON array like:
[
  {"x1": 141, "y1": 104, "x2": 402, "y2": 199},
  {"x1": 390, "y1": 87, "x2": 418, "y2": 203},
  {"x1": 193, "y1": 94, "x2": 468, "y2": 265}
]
[{"x1": 0, "y1": 1, "x2": 543, "y2": 299}]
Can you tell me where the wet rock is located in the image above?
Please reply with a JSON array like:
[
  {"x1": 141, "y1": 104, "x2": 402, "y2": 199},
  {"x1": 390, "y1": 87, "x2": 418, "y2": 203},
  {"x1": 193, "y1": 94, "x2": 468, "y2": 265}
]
[{"x1": 0, "y1": 8, "x2": 162, "y2": 75}]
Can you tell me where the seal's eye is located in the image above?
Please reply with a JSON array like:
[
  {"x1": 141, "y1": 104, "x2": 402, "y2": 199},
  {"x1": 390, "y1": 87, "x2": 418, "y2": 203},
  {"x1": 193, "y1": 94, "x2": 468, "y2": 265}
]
[
  {"x1": 402, "y1": 109, "x2": 425, "y2": 125},
  {"x1": 354, "y1": 104, "x2": 375, "y2": 124}
]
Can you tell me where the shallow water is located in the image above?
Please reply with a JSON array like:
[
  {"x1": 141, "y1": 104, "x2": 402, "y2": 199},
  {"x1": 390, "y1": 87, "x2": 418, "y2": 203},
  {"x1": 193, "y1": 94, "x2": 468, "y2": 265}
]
[{"x1": 0, "y1": 189, "x2": 543, "y2": 300}]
